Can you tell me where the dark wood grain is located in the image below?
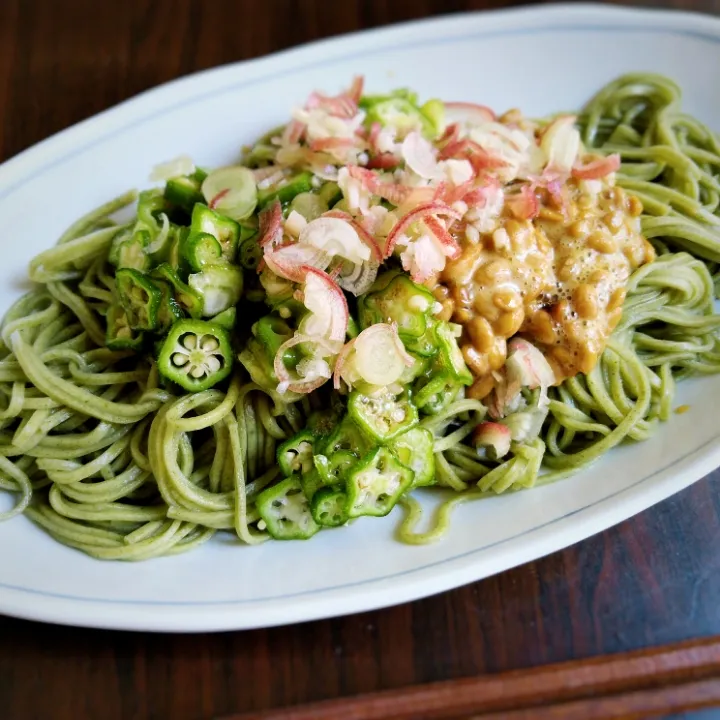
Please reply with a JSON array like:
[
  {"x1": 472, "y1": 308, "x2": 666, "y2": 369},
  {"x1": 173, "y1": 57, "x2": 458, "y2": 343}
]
[
  {"x1": 228, "y1": 636, "x2": 720, "y2": 719},
  {"x1": 2, "y1": 1, "x2": 720, "y2": 719}
]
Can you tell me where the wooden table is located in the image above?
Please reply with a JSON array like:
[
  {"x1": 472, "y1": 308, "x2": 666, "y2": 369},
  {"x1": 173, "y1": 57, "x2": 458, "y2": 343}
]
[{"x1": 2, "y1": 1, "x2": 720, "y2": 718}]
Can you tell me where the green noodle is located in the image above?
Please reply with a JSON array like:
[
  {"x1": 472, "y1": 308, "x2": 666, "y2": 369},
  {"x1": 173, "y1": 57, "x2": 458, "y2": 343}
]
[
  {"x1": 399, "y1": 73, "x2": 720, "y2": 542},
  {"x1": 1, "y1": 73, "x2": 719, "y2": 554},
  {"x1": 0, "y1": 193, "x2": 295, "y2": 555}
]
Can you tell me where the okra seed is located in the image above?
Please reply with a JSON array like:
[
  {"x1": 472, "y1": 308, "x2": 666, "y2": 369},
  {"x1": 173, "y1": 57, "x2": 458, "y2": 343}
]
[{"x1": 172, "y1": 353, "x2": 188, "y2": 366}]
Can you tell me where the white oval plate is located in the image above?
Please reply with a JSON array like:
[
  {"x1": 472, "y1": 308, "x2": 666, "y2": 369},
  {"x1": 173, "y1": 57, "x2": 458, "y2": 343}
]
[{"x1": 1, "y1": 2, "x2": 720, "y2": 632}]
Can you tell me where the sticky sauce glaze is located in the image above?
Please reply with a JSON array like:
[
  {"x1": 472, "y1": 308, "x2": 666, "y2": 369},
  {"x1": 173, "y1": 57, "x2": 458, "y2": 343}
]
[{"x1": 433, "y1": 178, "x2": 655, "y2": 399}]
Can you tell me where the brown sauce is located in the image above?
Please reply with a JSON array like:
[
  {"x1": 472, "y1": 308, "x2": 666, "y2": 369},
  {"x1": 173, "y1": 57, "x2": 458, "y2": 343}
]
[{"x1": 434, "y1": 178, "x2": 654, "y2": 399}]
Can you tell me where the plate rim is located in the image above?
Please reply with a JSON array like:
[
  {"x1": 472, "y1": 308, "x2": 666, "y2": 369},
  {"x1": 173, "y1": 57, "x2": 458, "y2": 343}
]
[{"x1": 2, "y1": 1, "x2": 720, "y2": 632}]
